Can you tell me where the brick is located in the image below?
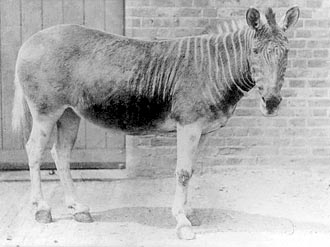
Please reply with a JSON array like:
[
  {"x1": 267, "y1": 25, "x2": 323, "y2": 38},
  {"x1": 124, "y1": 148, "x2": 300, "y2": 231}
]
[
  {"x1": 300, "y1": 9, "x2": 313, "y2": 18},
  {"x1": 287, "y1": 99, "x2": 307, "y2": 107},
  {"x1": 207, "y1": 138, "x2": 226, "y2": 146},
  {"x1": 202, "y1": 8, "x2": 217, "y2": 17},
  {"x1": 311, "y1": 30, "x2": 330, "y2": 38},
  {"x1": 289, "y1": 40, "x2": 306, "y2": 49},
  {"x1": 290, "y1": 138, "x2": 307, "y2": 147},
  {"x1": 312, "y1": 109, "x2": 327, "y2": 116},
  {"x1": 307, "y1": 0, "x2": 323, "y2": 8},
  {"x1": 176, "y1": 8, "x2": 202, "y2": 17},
  {"x1": 216, "y1": 128, "x2": 233, "y2": 137},
  {"x1": 176, "y1": 0, "x2": 193, "y2": 7},
  {"x1": 313, "y1": 50, "x2": 329, "y2": 58},
  {"x1": 225, "y1": 157, "x2": 244, "y2": 166},
  {"x1": 309, "y1": 89, "x2": 329, "y2": 97},
  {"x1": 281, "y1": 88, "x2": 298, "y2": 98},
  {"x1": 304, "y1": 19, "x2": 319, "y2": 28},
  {"x1": 307, "y1": 128, "x2": 329, "y2": 137},
  {"x1": 308, "y1": 59, "x2": 328, "y2": 68},
  {"x1": 312, "y1": 148, "x2": 330, "y2": 156},
  {"x1": 307, "y1": 40, "x2": 330, "y2": 48},
  {"x1": 126, "y1": 0, "x2": 150, "y2": 7},
  {"x1": 308, "y1": 99, "x2": 330, "y2": 107},
  {"x1": 193, "y1": 0, "x2": 210, "y2": 7},
  {"x1": 308, "y1": 118, "x2": 330, "y2": 127},
  {"x1": 150, "y1": 0, "x2": 175, "y2": 7},
  {"x1": 129, "y1": 7, "x2": 157, "y2": 17},
  {"x1": 295, "y1": 30, "x2": 312, "y2": 38},
  {"x1": 232, "y1": 128, "x2": 249, "y2": 136},
  {"x1": 227, "y1": 118, "x2": 256, "y2": 127},
  {"x1": 235, "y1": 109, "x2": 260, "y2": 116},
  {"x1": 248, "y1": 128, "x2": 264, "y2": 136},
  {"x1": 150, "y1": 137, "x2": 176, "y2": 146},
  {"x1": 273, "y1": 138, "x2": 290, "y2": 146},
  {"x1": 308, "y1": 80, "x2": 330, "y2": 88},
  {"x1": 280, "y1": 147, "x2": 310, "y2": 156},
  {"x1": 237, "y1": 98, "x2": 258, "y2": 107},
  {"x1": 126, "y1": 18, "x2": 141, "y2": 27},
  {"x1": 263, "y1": 128, "x2": 280, "y2": 137},
  {"x1": 217, "y1": 147, "x2": 245, "y2": 155},
  {"x1": 296, "y1": 49, "x2": 313, "y2": 58},
  {"x1": 273, "y1": 119, "x2": 288, "y2": 127},
  {"x1": 289, "y1": 80, "x2": 306, "y2": 88},
  {"x1": 239, "y1": 137, "x2": 273, "y2": 147},
  {"x1": 249, "y1": 147, "x2": 279, "y2": 156},
  {"x1": 225, "y1": 137, "x2": 240, "y2": 146},
  {"x1": 197, "y1": 18, "x2": 209, "y2": 27},
  {"x1": 308, "y1": 138, "x2": 330, "y2": 146},
  {"x1": 288, "y1": 118, "x2": 306, "y2": 127},
  {"x1": 292, "y1": 109, "x2": 309, "y2": 117},
  {"x1": 291, "y1": 59, "x2": 307, "y2": 68},
  {"x1": 282, "y1": 128, "x2": 307, "y2": 137}
]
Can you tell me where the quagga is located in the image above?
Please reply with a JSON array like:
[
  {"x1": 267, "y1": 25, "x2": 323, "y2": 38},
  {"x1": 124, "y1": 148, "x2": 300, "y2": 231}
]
[{"x1": 12, "y1": 6, "x2": 299, "y2": 240}]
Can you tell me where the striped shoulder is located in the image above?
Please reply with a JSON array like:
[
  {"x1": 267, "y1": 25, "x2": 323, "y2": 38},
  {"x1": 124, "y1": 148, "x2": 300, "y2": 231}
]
[{"x1": 201, "y1": 19, "x2": 246, "y2": 35}]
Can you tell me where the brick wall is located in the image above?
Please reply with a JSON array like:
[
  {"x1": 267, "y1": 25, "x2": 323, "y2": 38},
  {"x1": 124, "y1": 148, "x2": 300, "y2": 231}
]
[{"x1": 124, "y1": 0, "x2": 330, "y2": 177}]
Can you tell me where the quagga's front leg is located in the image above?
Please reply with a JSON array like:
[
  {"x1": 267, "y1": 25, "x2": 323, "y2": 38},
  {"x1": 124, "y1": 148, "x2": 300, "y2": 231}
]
[{"x1": 172, "y1": 122, "x2": 202, "y2": 240}]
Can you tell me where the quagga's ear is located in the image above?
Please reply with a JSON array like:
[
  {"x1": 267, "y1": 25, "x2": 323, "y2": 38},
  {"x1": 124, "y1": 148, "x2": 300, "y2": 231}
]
[
  {"x1": 246, "y1": 8, "x2": 262, "y2": 31},
  {"x1": 280, "y1": 6, "x2": 300, "y2": 32}
]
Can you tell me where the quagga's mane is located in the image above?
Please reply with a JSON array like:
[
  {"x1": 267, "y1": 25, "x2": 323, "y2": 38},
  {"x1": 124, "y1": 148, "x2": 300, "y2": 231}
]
[{"x1": 201, "y1": 19, "x2": 247, "y2": 35}]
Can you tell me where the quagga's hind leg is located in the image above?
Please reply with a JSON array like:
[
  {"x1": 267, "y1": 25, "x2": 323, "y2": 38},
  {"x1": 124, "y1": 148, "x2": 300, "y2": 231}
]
[
  {"x1": 50, "y1": 108, "x2": 93, "y2": 223},
  {"x1": 26, "y1": 103, "x2": 64, "y2": 223},
  {"x1": 172, "y1": 122, "x2": 202, "y2": 240}
]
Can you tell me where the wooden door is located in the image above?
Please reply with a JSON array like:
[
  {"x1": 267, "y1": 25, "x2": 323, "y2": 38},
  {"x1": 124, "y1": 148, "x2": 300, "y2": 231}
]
[{"x1": 0, "y1": 0, "x2": 125, "y2": 170}]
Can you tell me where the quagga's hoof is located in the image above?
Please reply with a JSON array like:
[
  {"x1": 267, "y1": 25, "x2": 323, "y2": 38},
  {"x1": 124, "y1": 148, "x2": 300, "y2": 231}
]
[
  {"x1": 187, "y1": 213, "x2": 201, "y2": 226},
  {"x1": 35, "y1": 210, "x2": 52, "y2": 223},
  {"x1": 176, "y1": 225, "x2": 196, "y2": 240},
  {"x1": 73, "y1": 212, "x2": 93, "y2": 223}
]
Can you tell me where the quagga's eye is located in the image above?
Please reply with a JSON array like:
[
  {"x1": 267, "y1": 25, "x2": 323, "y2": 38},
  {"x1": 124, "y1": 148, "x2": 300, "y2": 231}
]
[{"x1": 253, "y1": 48, "x2": 259, "y2": 54}]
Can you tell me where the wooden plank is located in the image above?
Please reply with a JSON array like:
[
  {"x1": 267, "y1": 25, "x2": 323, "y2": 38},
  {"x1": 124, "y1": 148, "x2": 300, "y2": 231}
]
[
  {"x1": 85, "y1": 123, "x2": 106, "y2": 149},
  {"x1": 84, "y1": 0, "x2": 107, "y2": 149},
  {"x1": 105, "y1": 0, "x2": 124, "y2": 34},
  {"x1": 84, "y1": 0, "x2": 105, "y2": 30},
  {"x1": 42, "y1": 0, "x2": 63, "y2": 28},
  {"x1": 21, "y1": 0, "x2": 42, "y2": 42},
  {"x1": 0, "y1": 0, "x2": 2, "y2": 150},
  {"x1": 1, "y1": 0, "x2": 22, "y2": 150},
  {"x1": 63, "y1": 0, "x2": 84, "y2": 25},
  {"x1": 0, "y1": 162, "x2": 125, "y2": 171},
  {"x1": 106, "y1": 131, "x2": 125, "y2": 150},
  {"x1": 62, "y1": 0, "x2": 86, "y2": 148},
  {"x1": 0, "y1": 149, "x2": 125, "y2": 170},
  {"x1": 0, "y1": 170, "x2": 129, "y2": 182}
]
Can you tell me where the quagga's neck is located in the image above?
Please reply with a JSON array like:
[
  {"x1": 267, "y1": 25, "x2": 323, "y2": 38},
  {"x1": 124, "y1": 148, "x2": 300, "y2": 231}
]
[
  {"x1": 150, "y1": 30, "x2": 256, "y2": 103},
  {"x1": 212, "y1": 28, "x2": 255, "y2": 96},
  {"x1": 168, "y1": 28, "x2": 256, "y2": 105}
]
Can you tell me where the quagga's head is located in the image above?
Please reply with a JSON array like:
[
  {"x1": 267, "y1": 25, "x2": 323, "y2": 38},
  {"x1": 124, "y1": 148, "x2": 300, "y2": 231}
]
[{"x1": 246, "y1": 7, "x2": 300, "y2": 116}]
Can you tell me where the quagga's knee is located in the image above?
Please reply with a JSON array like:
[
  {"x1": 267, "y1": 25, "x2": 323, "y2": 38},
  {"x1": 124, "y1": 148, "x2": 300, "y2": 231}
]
[{"x1": 176, "y1": 169, "x2": 194, "y2": 186}]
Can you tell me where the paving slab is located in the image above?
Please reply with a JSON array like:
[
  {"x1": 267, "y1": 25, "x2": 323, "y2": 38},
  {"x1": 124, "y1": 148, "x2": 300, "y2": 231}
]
[{"x1": 1, "y1": 165, "x2": 330, "y2": 246}]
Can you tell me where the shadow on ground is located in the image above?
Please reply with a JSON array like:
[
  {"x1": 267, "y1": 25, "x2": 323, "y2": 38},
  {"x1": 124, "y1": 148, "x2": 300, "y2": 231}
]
[{"x1": 92, "y1": 207, "x2": 295, "y2": 233}]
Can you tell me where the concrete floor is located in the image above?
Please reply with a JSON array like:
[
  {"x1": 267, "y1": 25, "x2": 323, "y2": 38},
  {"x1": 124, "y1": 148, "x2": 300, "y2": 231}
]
[{"x1": 1, "y1": 165, "x2": 330, "y2": 246}]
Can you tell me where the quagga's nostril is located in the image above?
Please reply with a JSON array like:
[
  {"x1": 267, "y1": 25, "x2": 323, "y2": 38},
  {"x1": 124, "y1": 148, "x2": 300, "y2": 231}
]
[
  {"x1": 265, "y1": 96, "x2": 281, "y2": 111},
  {"x1": 261, "y1": 96, "x2": 266, "y2": 102}
]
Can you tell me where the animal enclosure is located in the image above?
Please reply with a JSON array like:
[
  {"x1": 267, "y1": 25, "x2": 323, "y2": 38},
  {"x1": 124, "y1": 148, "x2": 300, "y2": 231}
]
[{"x1": 0, "y1": 0, "x2": 125, "y2": 169}]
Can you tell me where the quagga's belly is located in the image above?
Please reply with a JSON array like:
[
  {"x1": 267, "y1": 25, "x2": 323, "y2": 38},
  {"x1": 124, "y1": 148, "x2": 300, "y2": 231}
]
[{"x1": 78, "y1": 93, "x2": 173, "y2": 133}]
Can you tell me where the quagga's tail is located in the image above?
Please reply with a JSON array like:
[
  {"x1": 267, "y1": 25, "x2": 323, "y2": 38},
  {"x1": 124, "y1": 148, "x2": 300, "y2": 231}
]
[{"x1": 12, "y1": 72, "x2": 32, "y2": 143}]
